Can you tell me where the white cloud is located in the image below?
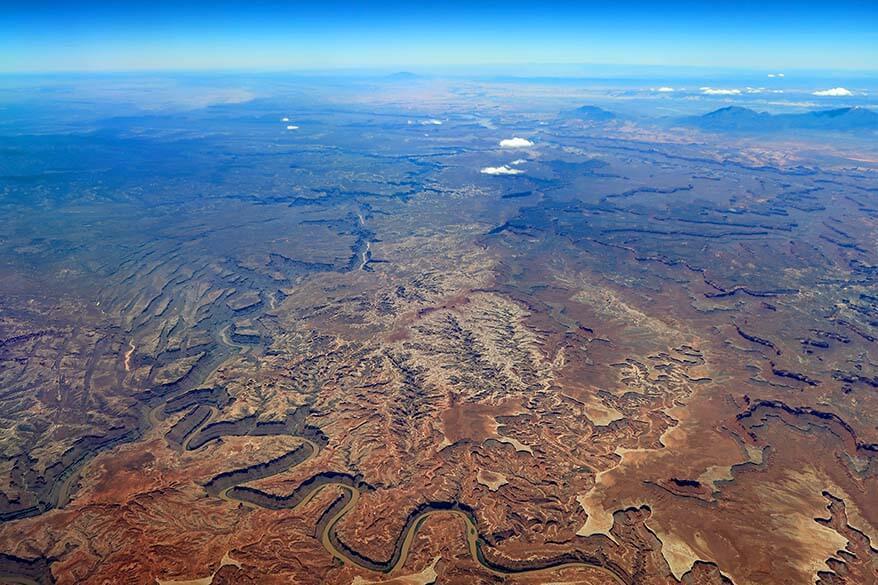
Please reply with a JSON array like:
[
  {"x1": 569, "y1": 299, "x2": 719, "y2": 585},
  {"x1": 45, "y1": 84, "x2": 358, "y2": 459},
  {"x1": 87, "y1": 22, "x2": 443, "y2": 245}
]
[
  {"x1": 813, "y1": 87, "x2": 853, "y2": 97},
  {"x1": 286, "y1": 125, "x2": 299, "y2": 130},
  {"x1": 767, "y1": 73, "x2": 785, "y2": 78},
  {"x1": 745, "y1": 87, "x2": 764, "y2": 94},
  {"x1": 510, "y1": 159, "x2": 527, "y2": 166},
  {"x1": 281, "y1": 117, "x2": 290, "y2": 122},
  {"x1": 499, "y1": 137, "x2": 534, "y2": 148},
  {"x1": 701, "y1": 87, "x2": 742, "y2": 95},
  {"x1": 656, "y1": 86, "x2": 675, "y2": 92},
  {"x1": 421, "y1": 118, "x2": 443, "y2": 125},
  {"x1": 481, "y1": 165, "x2": 525, "y2": 176}
]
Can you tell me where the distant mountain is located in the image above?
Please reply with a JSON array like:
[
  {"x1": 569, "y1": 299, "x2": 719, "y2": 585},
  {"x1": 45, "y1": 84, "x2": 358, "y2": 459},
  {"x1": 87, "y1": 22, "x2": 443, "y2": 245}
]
[
  {"x1": 688, "y1": 106, "x2": 767, "y2": 130},
  {"x1": 386, "y1": 71, "x2": 420, "y2": 80},
  {"x1": 804, "y1": 107, "x2": 878, "y2": 129},
  {"x1": 562, "y1": 105, "x2": 618, "y2": 122},
  {"x1": 682, "y1": 106, "x2": 878, "y2": 132}
]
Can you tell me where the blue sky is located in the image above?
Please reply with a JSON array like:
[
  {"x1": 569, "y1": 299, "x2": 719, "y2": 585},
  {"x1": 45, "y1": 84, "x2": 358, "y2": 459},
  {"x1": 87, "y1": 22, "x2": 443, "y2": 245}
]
[{"x1": 2, "y1": 1, "x2": 876, "y2": 73}]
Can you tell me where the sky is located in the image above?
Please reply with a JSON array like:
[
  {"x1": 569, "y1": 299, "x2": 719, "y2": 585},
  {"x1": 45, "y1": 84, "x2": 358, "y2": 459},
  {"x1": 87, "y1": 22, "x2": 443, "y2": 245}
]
[{"x1": 1, "y1": 1, "x2": 876, "y2": 73}]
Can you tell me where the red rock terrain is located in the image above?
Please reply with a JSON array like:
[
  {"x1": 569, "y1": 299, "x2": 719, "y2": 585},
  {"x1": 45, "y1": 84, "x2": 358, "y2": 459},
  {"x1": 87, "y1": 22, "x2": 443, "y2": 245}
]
[{"x1": 0, "y1": 90, "x2": 876, "y2": 585}]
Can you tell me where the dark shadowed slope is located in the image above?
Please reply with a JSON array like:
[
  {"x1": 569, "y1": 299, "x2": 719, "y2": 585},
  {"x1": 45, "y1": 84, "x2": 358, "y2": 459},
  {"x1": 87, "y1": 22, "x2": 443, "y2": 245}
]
[{"x1": 681, "y1": 106, "x2": 878, "y2": 132}]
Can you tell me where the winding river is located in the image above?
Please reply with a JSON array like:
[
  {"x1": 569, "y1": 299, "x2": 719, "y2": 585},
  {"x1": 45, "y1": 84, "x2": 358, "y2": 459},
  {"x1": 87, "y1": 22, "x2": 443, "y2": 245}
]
[{"x1": 196, "y1": 435, "x2": 631, "y2": 584}]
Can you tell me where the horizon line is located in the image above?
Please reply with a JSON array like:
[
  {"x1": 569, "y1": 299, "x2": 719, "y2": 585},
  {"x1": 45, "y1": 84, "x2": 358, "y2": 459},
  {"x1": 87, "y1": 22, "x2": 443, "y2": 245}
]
[{"x1": 3, "y1": 62, "x2": 878, "y2": 77}]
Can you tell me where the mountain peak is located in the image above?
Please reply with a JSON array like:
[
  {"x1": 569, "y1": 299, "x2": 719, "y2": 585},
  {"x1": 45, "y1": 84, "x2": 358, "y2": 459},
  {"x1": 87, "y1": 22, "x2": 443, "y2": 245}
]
[
  {"x1": 706, "y1": 106, "x2": 757, "y2": 115},
  {"x1": 565, "y1": 105, "x2": 617, "y2": 122},
  {"x1": 683, "y1": 106, "x2": 877, "y2": 132},
  {"x1": 387, "y1": 71, "x2": 420, "y2": 80}
]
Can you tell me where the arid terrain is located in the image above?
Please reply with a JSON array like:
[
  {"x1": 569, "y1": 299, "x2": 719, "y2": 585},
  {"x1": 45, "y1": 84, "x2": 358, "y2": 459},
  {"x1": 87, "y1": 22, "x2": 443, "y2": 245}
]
[{"x1": 0, "y1": 78, "x2": 876, "y2": 584}]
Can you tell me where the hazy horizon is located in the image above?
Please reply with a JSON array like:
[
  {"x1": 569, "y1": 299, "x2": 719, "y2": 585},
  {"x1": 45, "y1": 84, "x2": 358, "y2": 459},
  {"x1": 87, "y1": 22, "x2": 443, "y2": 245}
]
[{"x1": 3, "y1": 1, "x2": 877, "y2": 73}]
